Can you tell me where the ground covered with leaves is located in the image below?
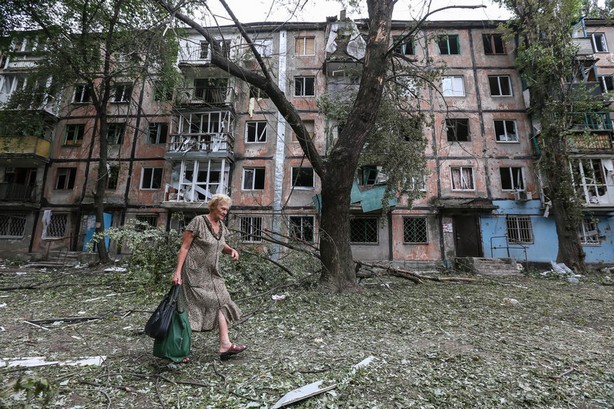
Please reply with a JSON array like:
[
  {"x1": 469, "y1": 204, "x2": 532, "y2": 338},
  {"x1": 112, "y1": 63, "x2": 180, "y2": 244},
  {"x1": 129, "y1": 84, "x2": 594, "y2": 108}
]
[{"x1": 1, "y1": 263, "x2": 612, "y2": 408}]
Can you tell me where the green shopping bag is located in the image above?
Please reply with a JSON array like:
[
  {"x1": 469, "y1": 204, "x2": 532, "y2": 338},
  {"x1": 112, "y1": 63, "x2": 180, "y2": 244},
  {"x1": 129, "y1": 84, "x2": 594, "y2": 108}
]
[{"x1": 153, "y1": 287, "x2": 192, "y2": 362}]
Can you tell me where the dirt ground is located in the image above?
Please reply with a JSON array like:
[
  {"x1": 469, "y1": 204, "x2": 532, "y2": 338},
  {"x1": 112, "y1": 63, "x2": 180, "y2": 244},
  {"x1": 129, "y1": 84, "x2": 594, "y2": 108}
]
[{"x1": 1, "y1": 263, "x2": 613, "y2": 408}]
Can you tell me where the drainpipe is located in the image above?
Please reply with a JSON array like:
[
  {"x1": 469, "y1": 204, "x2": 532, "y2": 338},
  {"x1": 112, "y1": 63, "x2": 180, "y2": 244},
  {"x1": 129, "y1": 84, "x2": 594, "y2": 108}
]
[{"x1": 271, "y1": 30, "x2": 288, "y2": 260}]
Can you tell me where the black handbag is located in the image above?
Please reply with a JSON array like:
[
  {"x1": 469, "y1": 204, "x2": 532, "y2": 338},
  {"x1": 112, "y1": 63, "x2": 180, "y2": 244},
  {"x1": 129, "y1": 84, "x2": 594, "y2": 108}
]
[{"x1": 144, "y1": 285, "x2": 181, "y2": 339}]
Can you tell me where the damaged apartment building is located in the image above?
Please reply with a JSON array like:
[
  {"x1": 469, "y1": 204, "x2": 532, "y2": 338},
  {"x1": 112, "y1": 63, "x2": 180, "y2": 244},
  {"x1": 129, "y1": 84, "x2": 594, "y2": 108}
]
[{"x1": 0, "y1": 16, "x2": 613, "y2": 267}]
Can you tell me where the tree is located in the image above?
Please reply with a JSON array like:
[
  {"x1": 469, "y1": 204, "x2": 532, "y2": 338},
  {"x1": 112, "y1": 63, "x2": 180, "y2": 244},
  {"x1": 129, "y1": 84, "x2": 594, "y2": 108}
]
[
  {"x1": 497, "y1": 0, "x2": 607, "y2": 271},
  {"x1": 2, "y1": 0, "x2": 177, "y2": 263}
]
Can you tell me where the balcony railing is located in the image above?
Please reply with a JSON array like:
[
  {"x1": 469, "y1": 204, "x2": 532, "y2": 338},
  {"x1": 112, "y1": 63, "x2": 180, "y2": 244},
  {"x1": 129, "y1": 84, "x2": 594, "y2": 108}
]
[
  {"x1": 164, "y1": 183, "x2": 229, "y2": 204},
  {"x1": 573, "y1": 37, "x2": 596, "y2": 56},
  {"x1": 0, "y1": 183, "x2": 36, "y2": 202},
  {"x1": 167, "y1": 133, "x2": 234, "y2": 154},
  {"x1": 175, "y1": 87, "x2": 236, "y2": 105},
  {"x1": 0, "y1": 135, "x2": 51, "y2": 159},
  {"x1": 571, "y1": 112, "x2": 613, "y2": 131}
]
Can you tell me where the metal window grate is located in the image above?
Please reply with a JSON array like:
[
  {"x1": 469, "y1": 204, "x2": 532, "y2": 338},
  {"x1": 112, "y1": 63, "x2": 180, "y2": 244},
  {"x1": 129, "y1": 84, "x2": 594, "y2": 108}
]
[
  {"x1": 350, "y1": 218, "x2": 378, "y2": 243},
  {"x1": 506, "y1": 216, "x2": 533, "y2": 244},
  {"x1": 0, "y1": 214, "x2": 27, "y2": 238},
  {"x1": 403, "y1": 217, "x2": 428, "y2": 243},
  {"x1": 579, "y1": 219, "x2": 600, "y2": 245},
  {"x1": 47, "y1": 214, "x2": 67, "y2": 238},
  {"x1": 240, "y1": 217, "x2": 262, "y2": 243},
  {"x1": 289, "y1": 216, "x2": 314, "y2": 242}
]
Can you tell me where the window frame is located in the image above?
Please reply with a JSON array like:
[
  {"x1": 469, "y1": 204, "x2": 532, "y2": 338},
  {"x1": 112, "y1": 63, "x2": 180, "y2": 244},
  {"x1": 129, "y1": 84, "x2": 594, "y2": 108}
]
[
  {"x1": 579, "y1": 218, "x2": 600, "y2": 245},
  {"x1": 482, "y1": 33, "x2": 506, "y2": 55},
  {"x1": 506, "y1": 215, "x2": 534, "y2": 244},
  {"x1": 442, "y1": 76, "x2": 465, "y2": 97},
  {"x1": 294, "y1": 76, "x2": 316, "y2": 97},
  {"x1": 112, "y1": 83, "x2": 132, "y2": 103},
  {"x1": 72, "y1": 84, "x2": 90, "y2": 103},
  {"x1": 253, "y1": 38, "x2": 273, "y2": 58},
  {"x1": 245, "y1": 121, "x2": 268, "y2": 143},
  {"x1": 488, "y1": 75, "x2": 513, "y2": 97},
  {"x1": 295, "y1": 36, "x2": 315, "y2": 56},
  {"x1": 392, "y1": 35, "x2": 414, "y2": 56},
  {"x1": 242, "y1": 167, "x2": 266, "y2": 190},
  {"x1": 63, "y1": 124, "x2": 85, "y2": 146},
  {"x1": 289, "y1": 215, "x2": 315, "y2": 242},
  {"x1": 106, "y1": 165, "x2": 120, "y2": 190},
  {"x1": 494, "y1": 119, "x2": 519, "y2": 142},
  {"x1": 46, "y1": 213, "x2": 68, "y2": 238},
  {"x1": 140, "y1": 167, "x2": 163, "y2": 190},
  {"x1": 599, "y1": 75, "x2": 614, "y2": 94},
  {"x1": 55, "y1": 167, "x2": 76, "y2": 190},
  {"x1": 591, "y1": 33, "x2": 608, "y2": 52},
  {"x1": 446, "y1": 118, "x2": 470, "y2": 142},
  {"x1": 291, "y1": 167, "x2": 314, "y2": 189},
  {"x1": 450, "y1": 166, "x2": 475, "y2": 191},
  {"x1": 107, "y1": 122, "x2": 125, "y2": 145},
  {"x1": 403, "y1": 217, "x2": 429, "y2": 244},
  {"x1": 437, "y1": 34, "x2": 460, "y2": 55},
  {"x1": 350, "y1": 217, "x2": 379, "y2": 244},
  {"x1": 148, "y1": 122, "x2": 168, "y2": 145},
  {"x1": 499, "y1": 167, "x2": 525, "y2": 191},
  {"x1": 240, "y1": 216, "x2": 263, "y2": 243}
]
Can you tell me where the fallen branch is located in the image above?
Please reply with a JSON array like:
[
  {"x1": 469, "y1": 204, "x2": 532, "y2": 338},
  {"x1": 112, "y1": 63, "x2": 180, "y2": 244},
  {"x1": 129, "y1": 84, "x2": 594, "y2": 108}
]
[{"x1": 356, "y1": 262, "x2": 479, "y2": 284}]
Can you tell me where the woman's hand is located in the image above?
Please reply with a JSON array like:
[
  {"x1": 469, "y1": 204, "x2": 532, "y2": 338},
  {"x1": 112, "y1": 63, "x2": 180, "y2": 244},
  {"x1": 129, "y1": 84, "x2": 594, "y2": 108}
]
[
  {"x1": 172, "y1": 272, "x2": 182, "y2": 285},
  {"x1": 228, "y1": 247, "x2": 239, "y2": 261}
]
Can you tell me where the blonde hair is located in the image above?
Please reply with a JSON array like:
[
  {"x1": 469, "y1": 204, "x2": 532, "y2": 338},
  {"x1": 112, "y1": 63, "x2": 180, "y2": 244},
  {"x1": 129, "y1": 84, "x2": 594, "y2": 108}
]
[{"x1": 208, "y1": 194, "x2": 232, "y2": 211}]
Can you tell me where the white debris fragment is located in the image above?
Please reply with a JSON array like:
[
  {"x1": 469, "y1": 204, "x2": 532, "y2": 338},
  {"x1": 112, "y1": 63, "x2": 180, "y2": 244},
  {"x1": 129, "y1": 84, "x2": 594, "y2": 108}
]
[
  {"x1": 272, "y1": 294, "x2": 286, "y2": 301},
  {"x1": 104, "y1": 266, "x2": 127, "y2": 273},
  {"x1": 503, "y1": 298, "x2": 519, "y2": 305},
  {"x1": 0, "y1": 303, "x2": 6, "y2": 308},
  {"x1": 0, "y1": 356, "x2": 106, "y2": 368}
]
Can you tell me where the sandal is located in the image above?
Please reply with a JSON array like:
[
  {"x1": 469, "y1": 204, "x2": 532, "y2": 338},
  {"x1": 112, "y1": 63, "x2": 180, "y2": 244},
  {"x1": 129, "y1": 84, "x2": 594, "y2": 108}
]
[
  {"x1": 181, "y1": 357, "x2": 191, "y2": 364},
  {"x1": 220, "y1": 344, "x2": 247, "y2": 361}
]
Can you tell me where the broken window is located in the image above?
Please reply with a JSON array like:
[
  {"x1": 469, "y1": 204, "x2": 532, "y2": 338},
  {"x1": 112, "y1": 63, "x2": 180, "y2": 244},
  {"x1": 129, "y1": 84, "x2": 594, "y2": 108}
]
[
  {"x1": 393, "y1": 36, "x2": 414, "y2": 55},
  {"x1": 599, "y1": 76, "x2": 614, "y2": 93},
  {"x1": 194, "y1": 78, "x2": 229, "y2": 103},
  {"x1": 294, "y1": 76, "x2": 315, "y2": 97},
  {"x1": 289, "y1": 216, "x2": 314, "y2": 242},
  {"x1": 579, "y1": 218, "x2": 600, "y2": 245},
  {"x1": 442, "y1": 76, "x2": 465, "y2": 97},
  {"x1": 350, "y1": 218, "x2": 378, "y2": 243},
  {"x1": 291, "y1": 167, "x2": 314, "y2": 188},
  {"x1": 0, "y1": 214, "x2": 27, "y2": 238},
  {"x1": 73, "y1": 84, "x2": 90, "y2": 103},
  {"x1": 489, "y1": 75, "x2": 512, "y2": 96},
  {"x1": 246, "y1": 121, "x2": 267, "y2": 143},
  {"x1": 64, "y1": 124, "x2": 85, "y2": 146},
  {"x1": 141, "y1": 167, "x2": 162, "y2": 190},
  {"x1": 243, "y1": 167, "x2": 265, "y2": 190},
  {"x1": 494, "y1": 120, "x2": 518, "y2": 142},
  {"x1": 438, "y1": 34, "x2": 460, "y2": 55},
  {"x1": 55, "y1": 168, "x2": 76, "y2": 190},
  {"x1": 573, "y1": 158, "x2": 611, "y2": 204},
  {"x1": 500, "y1": 167, "x2": 525, "y2": 191},
  {"x1": 106, "y1": 165, "x2": 119, "y2": 190},
  {"x1": 107, "y1": 123, "x2": 125, "y2": 145},
  {"x1": 482, "y1": 34, "x2": 506, "y2": 55},
  {"x1": 148, "y1": 122, "x2": 168, "y2": 145},
  {"x1": 446, "y1": 118, "x2": 470, "y2": 141},
  {"x1": 253, "y1": 38, "x2": 273, "y2": 58},
  {"x1": 591, "y1": 33, "x2": 608, "y2": 52},
  {"x1": 295, "y1": 36, "x2": 315, "y2": 56},
  {"x1": 112, "y1": 83, "x2": 132, "y2": 103},
  {"x1": 358, "y1": 166, "x2": 386, "y2": 185},
  {"x1": 403, "y1": 217, "x2": 428, "y2": 243},
  {"x1": 450, "y1": 166, "x2": 474, "y2": 190},
  {"x1": 292, "y1": 120, "x2": 314, "y2": 142},
  {"x1": 506, "y1": 216, "x2": 533, "y2": 244},
  {"x1": 240, "y1": 216, "x2": 262, "y2": 243}
]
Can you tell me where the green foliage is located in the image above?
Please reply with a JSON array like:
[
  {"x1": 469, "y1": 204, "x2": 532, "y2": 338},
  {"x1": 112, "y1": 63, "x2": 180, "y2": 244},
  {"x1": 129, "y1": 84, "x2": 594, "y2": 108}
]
[
  {"x1": 0, "y1": 375, "x2": 55, "y2": 407},
  {"x1": 88, "y1": 221, "x2": 182, "y2": 294},
  {"x1": 221, "y1": 242, "x2": 321, "y2": 299}
]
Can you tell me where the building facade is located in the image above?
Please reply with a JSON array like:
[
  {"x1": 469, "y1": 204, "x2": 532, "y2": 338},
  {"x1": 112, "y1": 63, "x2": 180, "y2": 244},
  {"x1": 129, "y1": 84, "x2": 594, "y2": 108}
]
[{"x1": 0, "y1": 17, "x2": 613, "y2": 267}]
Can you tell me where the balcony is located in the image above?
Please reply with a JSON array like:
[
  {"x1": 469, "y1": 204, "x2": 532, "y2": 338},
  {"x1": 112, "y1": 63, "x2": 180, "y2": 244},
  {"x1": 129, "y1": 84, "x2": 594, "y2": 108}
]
[
  {"x1": 0, "y1": 136, "x2": 51, "y2": 162},
  {"x1": 570, "y1": 112, "x2": 613, "y2": 131},
  {"x1": 165, "y1": 133, "x2": 234, "y2": 160},
  {"x1": 573, "y1": 37, "x2": 596, "y2": 57},
  {"x1": 162, "y1": 159, "x2": 231, "y2": 207},
  {"x1": 0, "y1": 183, "x2": 37, "y2": 202},
  {"x1": 175, "y1": 86, "x2": 236, "y2": 106}
]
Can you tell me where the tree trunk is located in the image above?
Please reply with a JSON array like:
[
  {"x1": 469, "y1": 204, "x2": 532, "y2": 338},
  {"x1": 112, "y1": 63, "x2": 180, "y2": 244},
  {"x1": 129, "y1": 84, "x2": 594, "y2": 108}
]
[
  {"x1": 551, "y1": 191, "x2": 586, "y2": 272},
  {"x1": 94, "y1": 113, "x2": 111, "y2": 264}
]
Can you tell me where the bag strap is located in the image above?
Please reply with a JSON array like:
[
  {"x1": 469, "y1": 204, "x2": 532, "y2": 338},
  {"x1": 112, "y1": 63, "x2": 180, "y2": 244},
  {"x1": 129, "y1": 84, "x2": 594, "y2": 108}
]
[{"x1": 175, "y1": 285, "x2": 187, "y2": 313}]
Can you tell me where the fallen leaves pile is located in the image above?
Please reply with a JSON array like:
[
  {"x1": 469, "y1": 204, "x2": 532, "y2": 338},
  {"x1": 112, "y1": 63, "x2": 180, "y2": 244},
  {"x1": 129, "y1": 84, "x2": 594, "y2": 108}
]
[{"x1": 1, "y1": 263, "x2": 612, "y2": 408}]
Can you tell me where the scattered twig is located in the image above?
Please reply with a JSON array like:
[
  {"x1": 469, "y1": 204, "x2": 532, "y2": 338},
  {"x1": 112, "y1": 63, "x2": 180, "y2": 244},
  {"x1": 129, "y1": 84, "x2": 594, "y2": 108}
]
[
  {"x1": 212, "y1": 360, "x2": 226, "y2": 382},
  {"x1": 22, "y1": 320, "x2": 51, "y2": 331},
  {"x1": 551, "y1": 368, "x2": 575, "y2": 380},
  {"x1": 155, "y1": 376, "x2": 167, "y2": 409}
]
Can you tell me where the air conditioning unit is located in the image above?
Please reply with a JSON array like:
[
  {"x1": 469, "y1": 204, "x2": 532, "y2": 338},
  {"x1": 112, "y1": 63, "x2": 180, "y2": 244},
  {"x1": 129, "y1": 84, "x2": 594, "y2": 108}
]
[{"x1": 514, "y1": 190, "x2": 532, "y2": 202}]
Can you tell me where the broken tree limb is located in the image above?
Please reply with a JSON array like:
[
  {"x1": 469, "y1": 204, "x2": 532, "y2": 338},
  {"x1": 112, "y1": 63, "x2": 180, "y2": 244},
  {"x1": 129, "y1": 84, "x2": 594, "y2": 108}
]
[{"x1": 356, "y1": 261, "x2": 479, "y2": 284}]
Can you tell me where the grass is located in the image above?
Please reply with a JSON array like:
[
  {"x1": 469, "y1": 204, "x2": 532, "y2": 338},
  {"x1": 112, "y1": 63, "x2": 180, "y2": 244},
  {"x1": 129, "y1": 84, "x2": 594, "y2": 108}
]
[{"x1": 0, "y1": 263, "x2": 612, "y2": 408}]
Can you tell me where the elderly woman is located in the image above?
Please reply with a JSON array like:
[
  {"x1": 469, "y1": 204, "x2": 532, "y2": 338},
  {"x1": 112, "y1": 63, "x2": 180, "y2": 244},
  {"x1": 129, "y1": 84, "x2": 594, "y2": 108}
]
[{"x1": 172, "y1": 193, "x2": 247, "y2": 361}]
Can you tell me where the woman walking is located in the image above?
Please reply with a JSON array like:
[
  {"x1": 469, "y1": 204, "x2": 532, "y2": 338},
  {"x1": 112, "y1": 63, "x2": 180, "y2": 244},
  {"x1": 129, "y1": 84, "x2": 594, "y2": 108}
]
[{"x1": 172, "y1": 194, "x2": 247, "y2": 361}]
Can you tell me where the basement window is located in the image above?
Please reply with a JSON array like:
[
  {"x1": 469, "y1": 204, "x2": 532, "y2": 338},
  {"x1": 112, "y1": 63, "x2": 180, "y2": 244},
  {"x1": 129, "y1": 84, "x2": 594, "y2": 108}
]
[
  {"x1": 506, "y1": 216, "x2": 533, "y2": 244},
  {"x1": 240, "y1": 216, "x2": 262, "y2": 243},
  {"x1": 579, "y1": 219, "x2": 600, "y2": 245}
]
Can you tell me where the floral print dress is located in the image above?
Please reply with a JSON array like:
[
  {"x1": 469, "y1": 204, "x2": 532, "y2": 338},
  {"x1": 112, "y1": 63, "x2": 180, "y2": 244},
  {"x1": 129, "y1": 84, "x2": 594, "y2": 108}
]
[{"x1": 181, "y1": 215, "x2": 241, "y2": 331}]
